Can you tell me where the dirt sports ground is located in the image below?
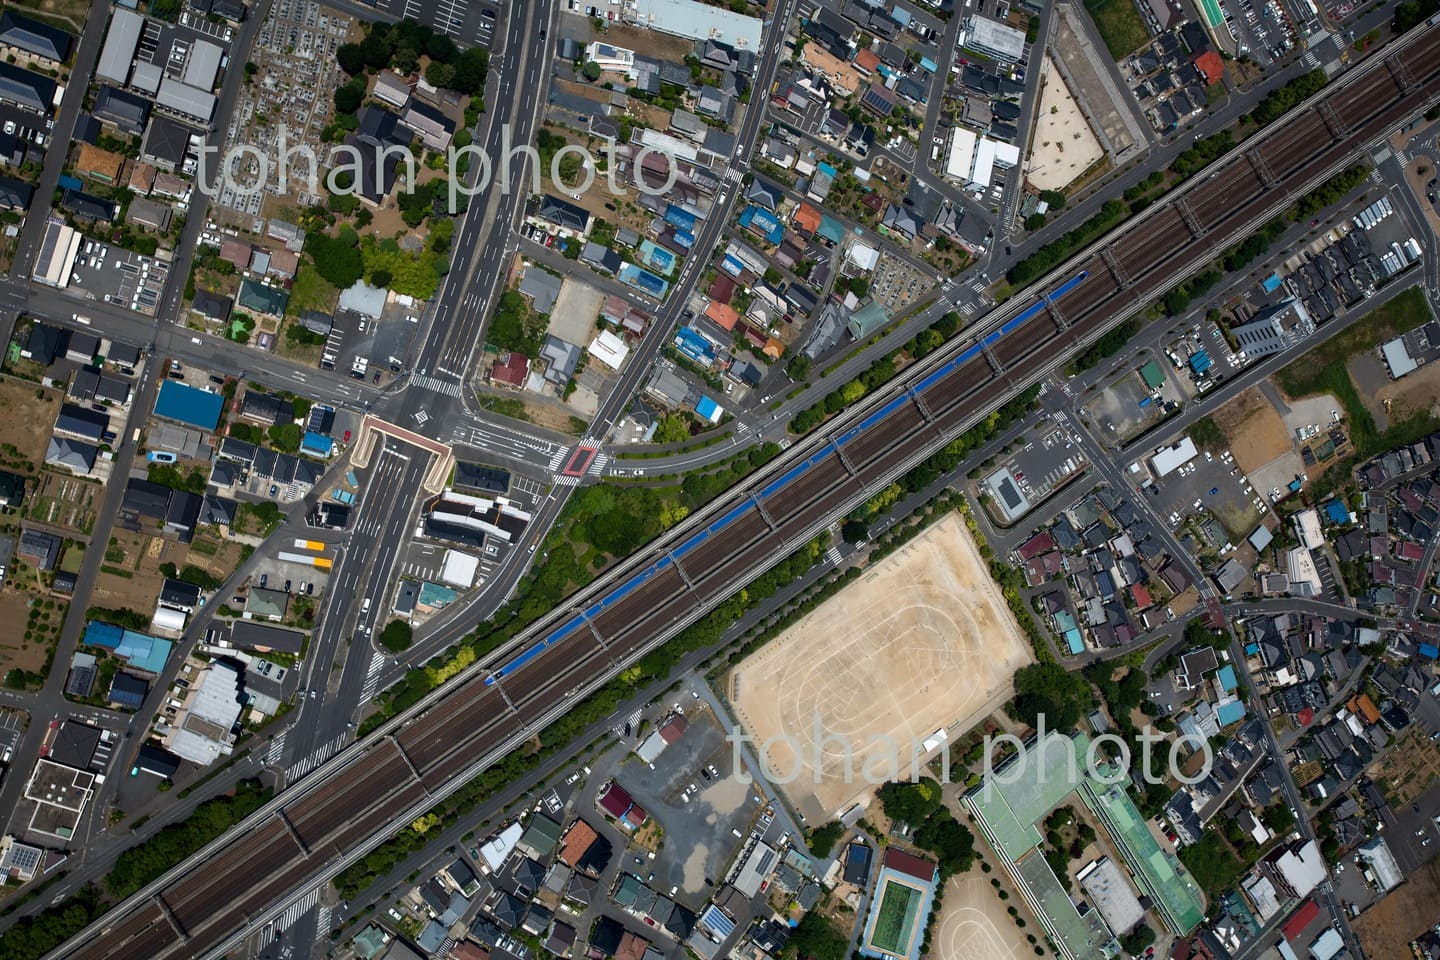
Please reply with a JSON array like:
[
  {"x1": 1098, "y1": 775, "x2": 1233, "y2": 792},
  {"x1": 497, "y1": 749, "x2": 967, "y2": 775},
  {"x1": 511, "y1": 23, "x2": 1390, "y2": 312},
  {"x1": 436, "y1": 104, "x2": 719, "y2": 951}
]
[
  {"x1": 728, "y1": 513, "x2": 1035, "y2": 820},
  {"x1": 932, "y1": 872, "x2": 1034, "y2": 960},
  {"x1": 1352, "y1": 859, "x2": 1440, "y2": 958}
]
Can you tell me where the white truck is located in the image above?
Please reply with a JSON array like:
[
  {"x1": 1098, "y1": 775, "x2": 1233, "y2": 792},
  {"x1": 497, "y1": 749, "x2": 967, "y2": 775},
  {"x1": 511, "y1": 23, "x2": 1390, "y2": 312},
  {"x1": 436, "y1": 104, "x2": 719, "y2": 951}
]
[{"x1": 350, "y1": 356, "x2": 368, "y2": 379}]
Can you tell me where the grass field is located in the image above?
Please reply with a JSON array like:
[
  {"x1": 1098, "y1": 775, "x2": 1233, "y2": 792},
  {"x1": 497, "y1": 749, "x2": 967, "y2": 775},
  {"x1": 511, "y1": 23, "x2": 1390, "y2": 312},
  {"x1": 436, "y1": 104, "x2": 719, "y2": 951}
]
[
  {"x1": 871, "y1": 880, "x2": 921, "y2": 955},
  {"x1": 1281, "y1": 285, "x2": 1433, "y2": 376},
  {"x1": 1084, "y1": 0, "x2": 1151, "y2": 59},
  {"x1": 1278, "y1": 287, "x2": 1440, "y2": 460}
]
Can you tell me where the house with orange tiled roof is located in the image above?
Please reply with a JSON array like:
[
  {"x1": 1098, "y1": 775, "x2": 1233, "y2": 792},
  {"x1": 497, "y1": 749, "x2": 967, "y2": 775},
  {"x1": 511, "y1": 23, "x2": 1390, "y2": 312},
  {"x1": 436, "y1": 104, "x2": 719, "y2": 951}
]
[
  {"x1": 854, "y1": 47, "x2": 880, "y2": 74},
  {"x1": 704, "y1": 300, "x2": 740, "y2": 332},
  {"x1": 1347, "y1": 693, "x2": 1380, "y2": 725},
  {"x1": 792, "y1": 202, "x2": 822, "y2": 236},
  {"x1": 559, "y1": 819, "x2": 598, "y2": 868},
  {"x1": 1193, "y1": 50, "x2": 1225, "y2": 85}
]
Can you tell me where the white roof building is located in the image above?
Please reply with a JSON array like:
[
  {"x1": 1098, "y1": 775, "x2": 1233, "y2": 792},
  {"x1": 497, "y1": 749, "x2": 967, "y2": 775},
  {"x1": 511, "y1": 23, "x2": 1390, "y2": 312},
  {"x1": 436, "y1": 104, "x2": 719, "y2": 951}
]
[
  {"x1": 479, "y1": 822, "x2": 524, "y2": 872},
  {"x1": 1309, "y1": 929, "x2": 1343, "y2": 960},
  {"x1": 1266, "y1": 840, "x2": 1326, "y2": 899},
  {"x1": 845, "y1": 240, "x2": 880, "y2": 272},
  {"x1": 1149, "y1": 437, "x2": 1198, "y2": 477},
  {"x1": 964, "y1": 16, "x2": 1026, "y2": 61},
  {"x1": 156, "y1": 76, "x2": 216, "y2": 122},
  {"x1": 1293, "y1": 509, "x2": 1324, "y2": 549},
  {"x1": 587, "y1": 329, "x2": 630, "y2": 370},
  {"x1": 181, "y1": 40, "x2": 223, "y2": 91},
  {"x1": 163, "y1": 660, "x2": 243, "y2": 765},
  {"x1": 441, "y1": 549, "x2": 480, "y2": 589},
  {"x1": 1286, "y1": 548, "x2": 1321, "y2": 597},
  {"x1": 32, "y1": 220, "x2": 81, "y2": 288},
  {"x1": 1381, "y1": 337, "x2": 1418, "y2": 379},
  {"x1": 584, "y1": 41, "x2": 637, "y2": 78},
  {"x1": 1076, "y1": 858, "x2": 1144, "y2": 939},
  {"x1": 945, "y1": 127, "x2": 977, "y2": 182},
  {"x1": 151, "y1": 605, "x2": 187, "y2": 633},
  {"x1": 970, "y1": 138, "x2": 997, "y2": 192},
  {"x1": 1356, "y1": 836, "x2": 1402, "y2": 892}
]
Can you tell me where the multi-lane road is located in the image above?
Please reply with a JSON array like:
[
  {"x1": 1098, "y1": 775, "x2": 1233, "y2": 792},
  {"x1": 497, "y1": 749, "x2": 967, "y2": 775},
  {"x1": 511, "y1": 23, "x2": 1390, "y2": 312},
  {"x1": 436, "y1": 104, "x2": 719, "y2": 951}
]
[{"x1": 42, "y1": 22, "x2": 1440, "y2": 960}]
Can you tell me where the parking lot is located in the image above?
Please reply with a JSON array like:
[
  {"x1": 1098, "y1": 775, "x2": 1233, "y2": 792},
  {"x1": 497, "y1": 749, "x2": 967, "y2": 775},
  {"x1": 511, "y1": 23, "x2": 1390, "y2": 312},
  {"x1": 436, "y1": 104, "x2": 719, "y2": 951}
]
[
  {"x1": 1228, "y1": 0, "x2": 1297, "y2": 67},
  {"x1": 614, "y1": 702, "x2": 759, "y2": 901},
  {"x1": 1152, "y1": 447, "x2": 1267, "y2": 545},
  {"x1": 70, "y1": 242, "x2": 169, "y2": 316},
  {"x1": 995, "y1": 420, "x2": 1088, "y2": 506},
  {"x1": 368, "y1": 0, "x2": 497, "y2": 47}
]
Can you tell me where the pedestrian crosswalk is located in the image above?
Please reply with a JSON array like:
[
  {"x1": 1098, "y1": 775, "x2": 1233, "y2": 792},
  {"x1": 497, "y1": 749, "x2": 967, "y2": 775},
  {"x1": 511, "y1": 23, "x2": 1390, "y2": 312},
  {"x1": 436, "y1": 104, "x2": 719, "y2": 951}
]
[
  {"x1": 285, "y1": 732, "x2": 349, "y2": 783},
  {"x1": 359, "y1": 650, "x2": 386, "y2": 702},
  {"x1": 266, "y1": 730, "x2": 288, "y2": 767},
  {"x1": 275, "y1": 886, "x2": 320, "y2": 931},
  {"x1": 313, "y1": 904, "x2": 332, "y2": 942},
  {"x1": 412, "y1": 374, "x2": 464, "y2": 397},
  {"x1": 614, "y1": 707, "x2": 642, "y2": 740},
  {"x1": 824, "y1": 546, "x2": 843, "y2": 566},
  {"x1": 589, "y1": 451, "x2": 610, "y2": 476},
  {"x1": 548, "y1": 447, "x2": 567, "y2": 471},
  {"x1": 1396, "y1": 148, "x2": 1412, "y2": 167},
  {"x1": 1300, "y1": 50, "x2": 1318, "y2": 68},
  {"x1": 970, "y1": 278, "x2": 987, "y2": 293}
]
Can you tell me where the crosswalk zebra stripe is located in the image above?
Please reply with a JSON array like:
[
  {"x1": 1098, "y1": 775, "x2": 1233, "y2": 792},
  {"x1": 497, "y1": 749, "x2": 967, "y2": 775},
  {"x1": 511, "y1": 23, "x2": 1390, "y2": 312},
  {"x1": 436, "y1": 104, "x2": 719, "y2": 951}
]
[
  {"x1": 412, "y1": 375, "x2": 463, "y2": 397},
  {"x1": 275, "y1": 887, "x2": 320, "y2": 931}
]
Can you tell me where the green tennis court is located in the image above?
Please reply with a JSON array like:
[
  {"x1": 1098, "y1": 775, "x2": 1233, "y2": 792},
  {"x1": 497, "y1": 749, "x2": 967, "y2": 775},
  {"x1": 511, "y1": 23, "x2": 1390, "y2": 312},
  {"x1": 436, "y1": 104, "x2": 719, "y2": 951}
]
[{"x1": 871, "y1": 880, "x2": 922, "y2": 955}]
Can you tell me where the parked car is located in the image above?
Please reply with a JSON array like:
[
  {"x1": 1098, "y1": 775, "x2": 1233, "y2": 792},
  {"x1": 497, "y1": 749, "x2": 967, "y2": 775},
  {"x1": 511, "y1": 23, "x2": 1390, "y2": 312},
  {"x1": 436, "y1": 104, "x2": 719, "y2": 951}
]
[{"x1": 146, "y1": 451, "x2": 177, "y2": 463}]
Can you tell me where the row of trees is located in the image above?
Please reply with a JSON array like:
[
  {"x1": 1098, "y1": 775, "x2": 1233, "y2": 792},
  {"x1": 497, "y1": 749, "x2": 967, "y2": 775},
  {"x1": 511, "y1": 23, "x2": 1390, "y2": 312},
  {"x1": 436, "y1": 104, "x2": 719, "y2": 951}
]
[
  {"x1": 336, "y1": 20, "x2": 489, "y2": 98},
  {"x1": 789, "y1": 312, "x2": 961, "y2": 435}
]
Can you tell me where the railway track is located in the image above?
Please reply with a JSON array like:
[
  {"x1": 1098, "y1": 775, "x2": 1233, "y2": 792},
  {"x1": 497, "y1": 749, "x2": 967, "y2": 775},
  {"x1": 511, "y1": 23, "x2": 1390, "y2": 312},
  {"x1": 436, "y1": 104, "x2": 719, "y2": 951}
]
[{"x1": 54, "y1": 25, "x2": 1440, "y2": 960}]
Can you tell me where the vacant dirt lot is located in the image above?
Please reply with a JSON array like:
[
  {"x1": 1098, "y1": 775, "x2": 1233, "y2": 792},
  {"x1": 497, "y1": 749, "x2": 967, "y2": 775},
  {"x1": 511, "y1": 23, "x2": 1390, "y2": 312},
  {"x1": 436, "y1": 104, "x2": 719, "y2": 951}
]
[
  {"x1": 185, "y1": 534, "x2": 249, "y2": 585},
  {"x1": 729, "y1": 513, "x2": 1035, "y2": 820},
  {"x1": 1211, "y1": 387, "x2": 1292, "y2": 474},
  {"x1": 933, "y1": 871, "x2": 1035, "y2": 960},
  {"x1": 1353, "y1": 859, "x2": 1440, "y2": 958},
  {"x1": 1027, "y1": 56, "x2": 1105, "y2": 194},
  {"x1": 1375, "y1": 359, "x2": 1440, "y2": 422},
  {"x1": 588, "y1": 21, "x2": 695, "y2": 62},
  {"x1": 0, "y1": 377, "x2": 62, "y2": 474},
  {"x1": 0, "y1": 592, "x2": 46, "y2": 673},
  {"x1": 93, "y1": 531, "x2": 182, "y2": 614}
]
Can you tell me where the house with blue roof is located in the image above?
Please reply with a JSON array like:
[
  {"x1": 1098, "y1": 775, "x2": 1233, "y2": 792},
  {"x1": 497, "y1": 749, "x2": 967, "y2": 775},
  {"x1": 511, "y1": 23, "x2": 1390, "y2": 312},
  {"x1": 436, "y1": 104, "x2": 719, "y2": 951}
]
[
  {"x1": 1216, "y1": 700, "x2": 1247, "y2": 726},
  {"x1": 83, "y1": 621, "x2": 173, "y2": 675},
  {"x1": 618, "y1": 263, "x2": 669, "y2": 298},
  {"x1": 1323, "y1": 499, "x2": 1350, "y2": 525},
  {"x1": 1055, "y1": 609, "x2": 1084, "y2": 655},
  {"x1": 300, "y1": 432, "x2": 333, "y2": 457},
  {"x1": 154, "y1": 380, "x2": 224, "y2": 431},
  {"x1": 673, "y1": 327, "x2": 715, "y2": 365},
  {"x1": 1216, "y1": 664, "x2": 1238, "y2": 693},
  {"x1": 664, "y1": 204, "x2": 697, "y2": 231},
  {"x1": 694, "y1": 396, "x2": 722, "y2": 424},
  {"x1": 739, "y1": 206, "x2": 783, "y2": 245},
  {"x1": 637, "y1": 240, "x2": 677, "y2": 274}
]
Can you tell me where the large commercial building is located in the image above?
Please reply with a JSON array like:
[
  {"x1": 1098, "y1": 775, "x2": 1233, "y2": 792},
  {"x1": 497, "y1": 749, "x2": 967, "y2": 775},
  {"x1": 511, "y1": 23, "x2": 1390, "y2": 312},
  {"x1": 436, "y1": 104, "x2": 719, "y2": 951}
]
[
  {"x1": 963, "y1": 732, "x2": 1205, "y2": 960},
  {"x1": 1229, "y1": 298, "x2": 1313, "y2": 359},
  {"x1": 96, "y1": 8, "x2": 144, "y2": 85},
  {"x1": 160, "y1": 659, "x2": 244, "y2": 765},
  {"x1": 963, "y1": 16, "x2": 1026, "y2": 62}
]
